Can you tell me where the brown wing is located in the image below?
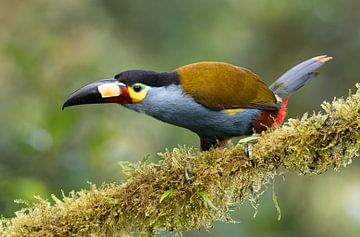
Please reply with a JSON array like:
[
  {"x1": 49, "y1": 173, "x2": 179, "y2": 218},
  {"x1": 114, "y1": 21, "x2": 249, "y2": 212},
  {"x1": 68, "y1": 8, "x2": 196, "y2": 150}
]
[{"x1": 176, "y1": 62, "x2": 278, "y2": 110}]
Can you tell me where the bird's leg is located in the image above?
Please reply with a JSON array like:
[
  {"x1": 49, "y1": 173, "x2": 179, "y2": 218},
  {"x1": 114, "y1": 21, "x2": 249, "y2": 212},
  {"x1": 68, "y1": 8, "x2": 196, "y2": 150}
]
[
  {"x1": 200, "y1": 136, "x2": 228, "y2": 151},
  {"x1": 238, "y1": 134, "x2": 260, "y2": 160}
]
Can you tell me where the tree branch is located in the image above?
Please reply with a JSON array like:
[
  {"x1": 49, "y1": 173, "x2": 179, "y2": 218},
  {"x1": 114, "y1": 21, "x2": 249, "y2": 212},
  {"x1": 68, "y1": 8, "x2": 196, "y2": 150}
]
[{"x1": 1, "y1": 84, "x2": 359, "y2": 237}]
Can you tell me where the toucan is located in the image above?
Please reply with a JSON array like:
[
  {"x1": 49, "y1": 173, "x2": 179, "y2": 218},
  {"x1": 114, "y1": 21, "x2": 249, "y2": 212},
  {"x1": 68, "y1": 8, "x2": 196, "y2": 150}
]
[{"x1": 63, "y1": 55, "x2": 332, "y2": 151}]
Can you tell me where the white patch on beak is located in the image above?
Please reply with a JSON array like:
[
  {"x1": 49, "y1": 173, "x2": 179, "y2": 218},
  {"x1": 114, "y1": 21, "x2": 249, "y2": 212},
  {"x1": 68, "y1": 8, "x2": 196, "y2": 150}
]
[{"x1": 97, "y1": 83, "x2": 121, "y2": 98}]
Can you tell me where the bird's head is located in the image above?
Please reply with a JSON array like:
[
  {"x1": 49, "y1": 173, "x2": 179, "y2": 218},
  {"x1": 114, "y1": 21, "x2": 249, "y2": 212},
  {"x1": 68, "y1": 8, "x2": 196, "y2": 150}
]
[{"x1": 62, "y1": 70, "x2": 179, "y2": 109}]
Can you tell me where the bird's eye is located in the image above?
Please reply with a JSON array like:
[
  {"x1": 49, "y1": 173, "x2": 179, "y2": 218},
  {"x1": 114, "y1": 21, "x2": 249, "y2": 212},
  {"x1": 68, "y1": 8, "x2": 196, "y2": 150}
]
[{"x1": 132, "y1": 84, "x2": 143, "y2": 92}]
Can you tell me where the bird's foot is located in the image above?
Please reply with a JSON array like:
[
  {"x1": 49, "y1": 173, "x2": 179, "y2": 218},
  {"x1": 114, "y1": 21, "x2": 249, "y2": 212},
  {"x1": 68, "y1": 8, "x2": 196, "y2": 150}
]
[
  {"x1": 184, "y1": 165, "x2": 192, "y2": 182},
  {"x1": 244, "y1": 143, "x2": 253, "y2": 160},
  {"x1": 238, "y1": 134, "x2": 260, "y2": 160}
]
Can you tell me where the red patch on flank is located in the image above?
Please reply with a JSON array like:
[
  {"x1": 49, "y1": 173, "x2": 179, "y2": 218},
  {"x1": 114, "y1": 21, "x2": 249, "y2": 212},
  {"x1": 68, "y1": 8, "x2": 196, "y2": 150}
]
[
  {"x1": 272, "y1": 97, "x2": 288, "y2": 128},
  {"x1": 252, "y1": 97, "x2": 289, "y2": 133},
  {"x1": 252, "y1": 110, "x2": 277, "y2": 133}
]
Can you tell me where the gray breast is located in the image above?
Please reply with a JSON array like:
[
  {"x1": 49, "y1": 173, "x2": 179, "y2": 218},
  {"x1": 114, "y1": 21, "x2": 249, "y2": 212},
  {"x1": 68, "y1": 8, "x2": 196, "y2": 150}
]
[{"x1": 123, "y1": 85, "x2": 260, "y2": 138}]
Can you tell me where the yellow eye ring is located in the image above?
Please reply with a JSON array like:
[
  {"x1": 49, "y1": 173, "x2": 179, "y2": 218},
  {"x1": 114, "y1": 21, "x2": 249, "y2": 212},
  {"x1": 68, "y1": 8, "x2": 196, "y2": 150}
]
[{"x1": 128, "y1": 83, "x2": 149, "y2": 103}]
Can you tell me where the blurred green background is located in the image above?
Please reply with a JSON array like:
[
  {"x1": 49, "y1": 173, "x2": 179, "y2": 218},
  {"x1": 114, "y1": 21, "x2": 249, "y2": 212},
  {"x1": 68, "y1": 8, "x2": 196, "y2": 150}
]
[{"x1": 0, "y1": 0, "x2": 359, "y2": 236}]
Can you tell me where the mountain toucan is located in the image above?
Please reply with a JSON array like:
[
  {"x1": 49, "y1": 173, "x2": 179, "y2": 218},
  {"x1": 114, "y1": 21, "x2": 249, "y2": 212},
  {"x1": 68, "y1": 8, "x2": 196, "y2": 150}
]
[{"x1": 63, "y1": 55, "x2": 332, "y2": 151}]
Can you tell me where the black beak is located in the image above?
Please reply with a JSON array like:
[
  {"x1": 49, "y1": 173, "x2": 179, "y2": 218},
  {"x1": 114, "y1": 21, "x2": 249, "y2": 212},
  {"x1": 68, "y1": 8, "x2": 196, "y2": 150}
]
[{"x1": 62, "y1": 79, "x2": 127, "y2": 110}]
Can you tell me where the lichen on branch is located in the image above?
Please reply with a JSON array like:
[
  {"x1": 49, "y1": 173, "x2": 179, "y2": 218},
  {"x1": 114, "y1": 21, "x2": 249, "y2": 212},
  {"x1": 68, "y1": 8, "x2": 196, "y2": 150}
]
[{"x1": 1, "y1": 84, "x2": 359, "y2": 237}]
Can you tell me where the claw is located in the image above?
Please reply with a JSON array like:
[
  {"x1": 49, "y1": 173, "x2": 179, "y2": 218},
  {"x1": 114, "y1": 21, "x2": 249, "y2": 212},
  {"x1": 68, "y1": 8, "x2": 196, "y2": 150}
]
[
  {"x1": 184, "y1": 165, "x2": 192, "y2": 182},
  {"x1": 244, "y1": 142, "x2": 253, "y2": 160}
]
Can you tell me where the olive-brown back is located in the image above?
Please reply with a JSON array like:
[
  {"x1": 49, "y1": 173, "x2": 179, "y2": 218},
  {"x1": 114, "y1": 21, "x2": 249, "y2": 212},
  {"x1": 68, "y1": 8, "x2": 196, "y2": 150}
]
[{"x1": 176, "y1": 62, "x2": 277, "y2": 110}]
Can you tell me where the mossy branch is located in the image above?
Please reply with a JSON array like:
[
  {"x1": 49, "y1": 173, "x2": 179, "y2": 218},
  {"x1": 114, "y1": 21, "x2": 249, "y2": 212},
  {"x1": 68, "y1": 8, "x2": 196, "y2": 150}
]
[{"x1": 1, "y1": 84, "x2": 360, "y2": 237}]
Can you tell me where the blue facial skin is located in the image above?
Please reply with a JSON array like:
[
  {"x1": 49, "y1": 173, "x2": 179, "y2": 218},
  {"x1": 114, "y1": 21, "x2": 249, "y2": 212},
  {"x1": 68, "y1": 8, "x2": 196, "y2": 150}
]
[{"x1": 123, "y1": 85, "x2": 260, "y2": 139}]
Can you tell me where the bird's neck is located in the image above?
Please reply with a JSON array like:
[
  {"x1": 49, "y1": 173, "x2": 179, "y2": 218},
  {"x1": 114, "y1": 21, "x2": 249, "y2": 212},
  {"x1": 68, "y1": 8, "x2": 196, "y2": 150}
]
[{"x1": 123, "y1": 85, "x2": 187, "y2": 121}]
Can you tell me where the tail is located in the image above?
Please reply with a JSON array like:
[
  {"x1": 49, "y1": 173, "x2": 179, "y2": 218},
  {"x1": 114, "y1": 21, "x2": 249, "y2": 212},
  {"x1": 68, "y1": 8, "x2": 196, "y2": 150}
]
[
  {"x1": 269, "y1": 55, "x2": 332, "y2": 127},
  {"x1": 270, "y1": 55, "x2": 332, "y2": 99}
]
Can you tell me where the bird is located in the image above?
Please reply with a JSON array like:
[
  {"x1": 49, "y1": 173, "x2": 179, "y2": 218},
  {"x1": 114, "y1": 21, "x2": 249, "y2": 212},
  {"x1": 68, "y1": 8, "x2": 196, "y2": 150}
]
[{"x1": 63, "y1": 55, "x2": 332, "y2": 151}]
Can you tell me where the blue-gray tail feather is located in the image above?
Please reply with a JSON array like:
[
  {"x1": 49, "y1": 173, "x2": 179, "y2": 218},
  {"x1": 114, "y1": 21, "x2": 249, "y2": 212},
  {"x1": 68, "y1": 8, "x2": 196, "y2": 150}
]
[{"x1": 270, "y1": 56, "x2": 330, "y2": 98}]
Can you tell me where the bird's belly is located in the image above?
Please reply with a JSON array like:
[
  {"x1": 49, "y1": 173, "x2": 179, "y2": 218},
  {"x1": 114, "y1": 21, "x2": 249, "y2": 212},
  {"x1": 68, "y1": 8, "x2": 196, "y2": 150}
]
[
  {"x1": 135, "y1": 102, "x2": 259, "y2": 137},
  {"x1": 159, "y1": 107, "x2": 259, "y2": 137}
]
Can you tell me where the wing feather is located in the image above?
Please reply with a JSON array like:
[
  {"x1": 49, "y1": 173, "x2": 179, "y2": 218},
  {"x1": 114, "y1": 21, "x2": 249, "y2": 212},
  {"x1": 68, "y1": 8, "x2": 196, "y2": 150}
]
[{"x1": 176, "y1": 62, "x2": 277, "y2": 110}]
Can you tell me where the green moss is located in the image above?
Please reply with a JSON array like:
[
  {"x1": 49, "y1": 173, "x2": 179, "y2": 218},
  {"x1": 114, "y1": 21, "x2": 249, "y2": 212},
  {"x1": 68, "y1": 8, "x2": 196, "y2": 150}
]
[{"x1": 1, "y1": 84, "x2": 359, "y2": 237}]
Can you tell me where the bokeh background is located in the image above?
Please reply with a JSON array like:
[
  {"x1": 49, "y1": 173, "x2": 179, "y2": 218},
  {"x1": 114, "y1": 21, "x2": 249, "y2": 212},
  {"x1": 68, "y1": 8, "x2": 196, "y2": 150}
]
[{"x1": 0, "y1": 0, "x2": 359, "y2": 236}]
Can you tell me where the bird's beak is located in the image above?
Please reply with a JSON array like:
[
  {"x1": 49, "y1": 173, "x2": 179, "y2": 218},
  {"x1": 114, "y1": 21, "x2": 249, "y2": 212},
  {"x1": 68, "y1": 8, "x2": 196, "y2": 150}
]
[{"x1": 62, "y1": 79, "x2": 131, "y2": 110}]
